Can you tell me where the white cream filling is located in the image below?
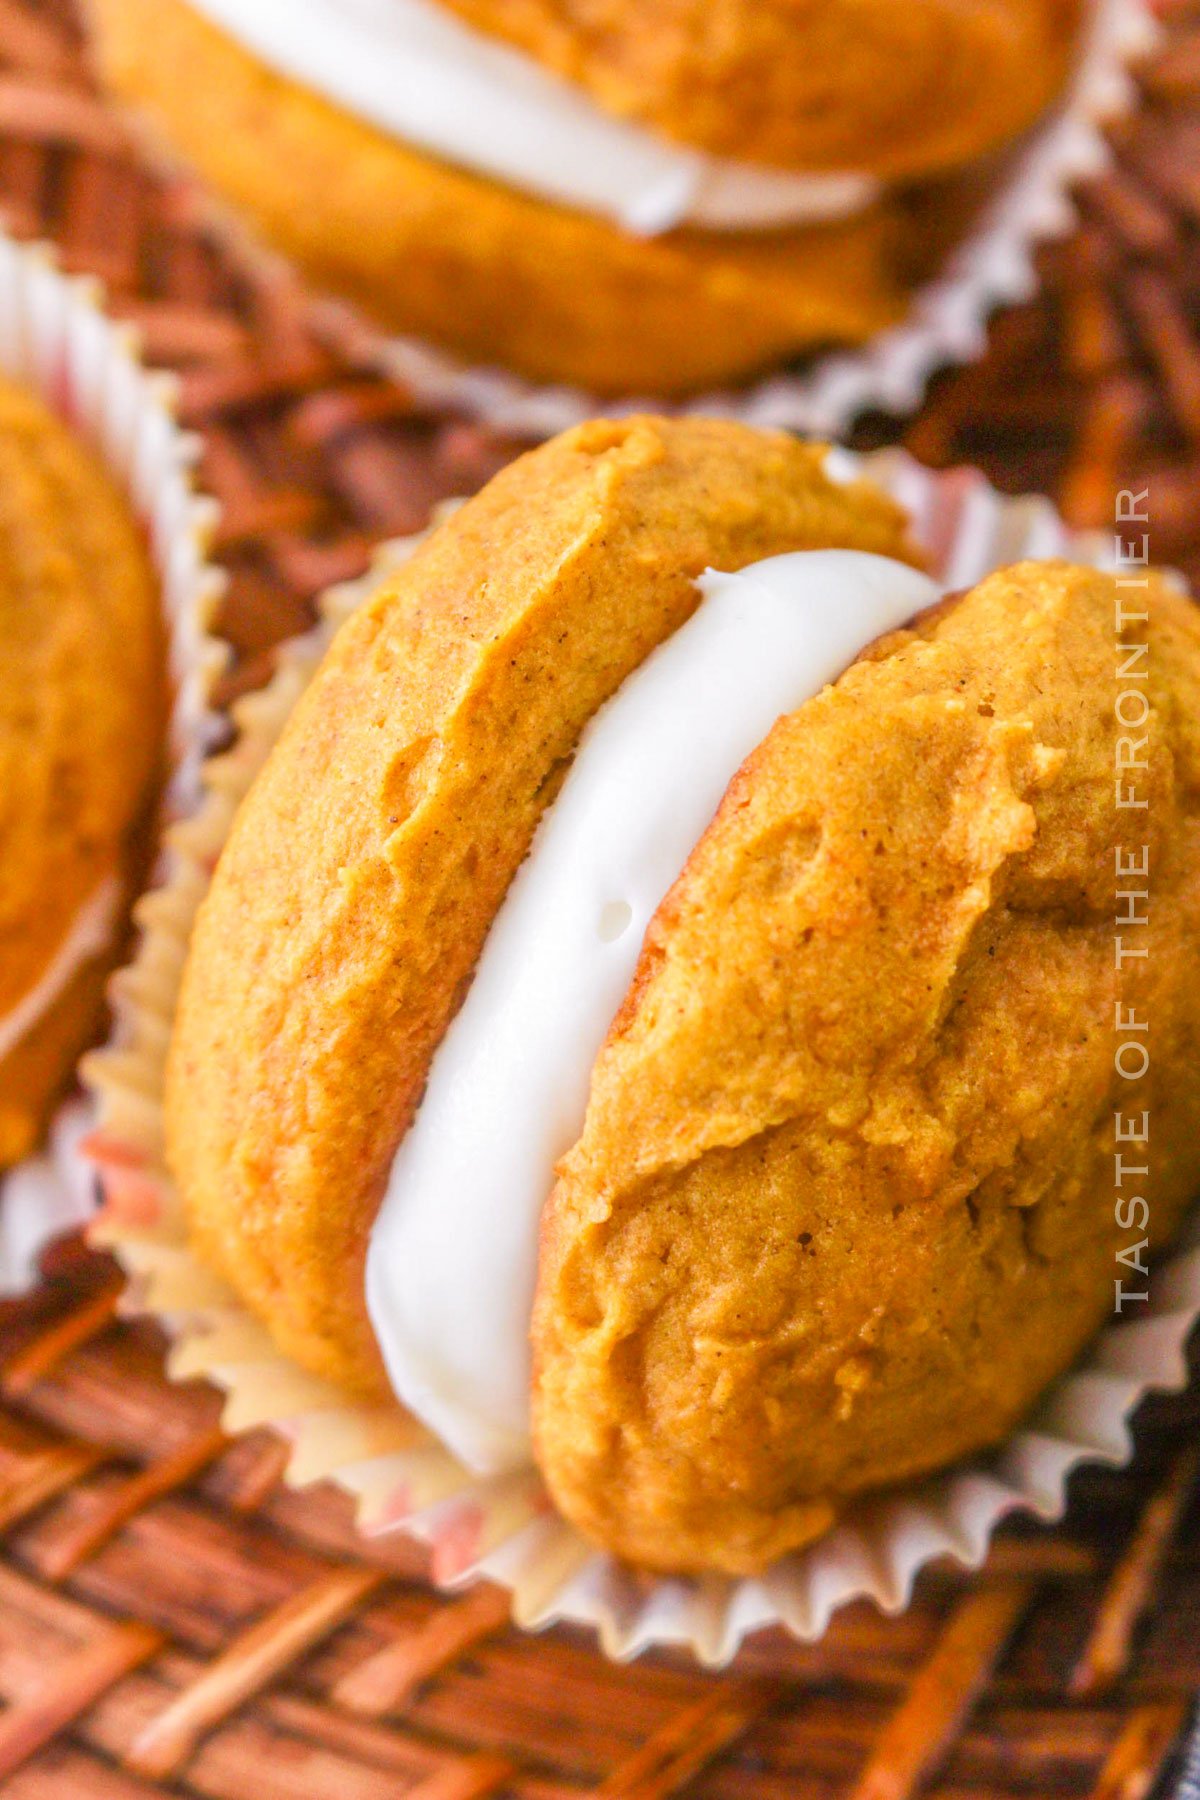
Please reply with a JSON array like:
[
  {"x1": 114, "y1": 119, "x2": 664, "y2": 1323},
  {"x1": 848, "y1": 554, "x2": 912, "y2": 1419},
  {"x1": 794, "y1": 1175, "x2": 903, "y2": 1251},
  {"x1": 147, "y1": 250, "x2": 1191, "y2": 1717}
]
[
  {"x1": 183, "y1": 0, "x2": 879, "y2": 235},
  {"x1": 366, "y1": 549, "x2": 939, "y2": 1474},
  {"x1": 0, "y1": 875, "x2": 120, "y2": 1064}
]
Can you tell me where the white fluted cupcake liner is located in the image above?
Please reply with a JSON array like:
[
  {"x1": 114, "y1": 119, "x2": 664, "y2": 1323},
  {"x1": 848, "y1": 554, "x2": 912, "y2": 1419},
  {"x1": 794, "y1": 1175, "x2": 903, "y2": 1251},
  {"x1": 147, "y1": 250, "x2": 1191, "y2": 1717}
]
[
  {"x1": 351, "y1": 0, "x2": 1154, "y2": 437},
  {"x1": 83, "y1": 446, "x2": 1200, "y2": 1662},
  {"x1": 0, "y1": 229, "x2": 226, "y2": 1297}
]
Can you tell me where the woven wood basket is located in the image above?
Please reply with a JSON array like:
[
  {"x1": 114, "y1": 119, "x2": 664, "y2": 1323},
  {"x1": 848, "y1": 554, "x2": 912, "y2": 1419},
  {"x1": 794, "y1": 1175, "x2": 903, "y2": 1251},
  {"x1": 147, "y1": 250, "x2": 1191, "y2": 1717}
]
[{"x1": 1, "y1": 1, "x2": 1199, "y2": 1794}]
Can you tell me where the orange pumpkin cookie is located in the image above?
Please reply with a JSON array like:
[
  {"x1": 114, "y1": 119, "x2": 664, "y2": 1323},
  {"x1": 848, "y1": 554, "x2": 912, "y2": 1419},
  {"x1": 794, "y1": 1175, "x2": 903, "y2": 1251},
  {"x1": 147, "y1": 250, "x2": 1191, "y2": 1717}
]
[
  {"x1": 86, "y1": 0, "x2": 1086, "y2": 394},
  {"x1": 533, "y1": 559, "x2": 1200, "y2": 1571},
  {"x1": 164, "y1": 417, "x2": 1200, "y2": 1575},
  {"x1": 0, "y1": 377, "x2": 166, "y2": 1169},
  {"x1": 440, "y1": 0, "x2": 1087, "y2": 178}
]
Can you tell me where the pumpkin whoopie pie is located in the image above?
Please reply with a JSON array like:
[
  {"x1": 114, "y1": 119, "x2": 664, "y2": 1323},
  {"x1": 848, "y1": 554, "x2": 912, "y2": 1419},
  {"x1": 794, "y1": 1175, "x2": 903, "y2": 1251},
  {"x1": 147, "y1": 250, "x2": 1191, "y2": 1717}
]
[
  {"x1": 86, "y1": 0, "x2": 1088, "y2": 394},
  {"x1": 165, "y1": 417, "x2": 1200, "y2": 1575},
  {"x1": 0, "y1": 376, "x2": 166, "y2": 1172}
]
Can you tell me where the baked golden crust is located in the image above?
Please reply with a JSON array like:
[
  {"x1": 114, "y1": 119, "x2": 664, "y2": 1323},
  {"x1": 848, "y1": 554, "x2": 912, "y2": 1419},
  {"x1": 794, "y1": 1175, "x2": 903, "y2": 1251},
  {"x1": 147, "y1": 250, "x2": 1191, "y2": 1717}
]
[
  {"x1": 440, "y1": 0, "x2": 1086, "y2": 179},
  {"x1": 532, "y1": 563, "x2": 1200, "y2": 1574},
  {"x1": 0, "y1": 377, "x2": 164, "y2": 1168},
  {"x1": 165, "y1": 418, "x2": 919, "y2": 1396},
  {"x1": 86, "y1": 0, "x2": 913, "y2": 395}
]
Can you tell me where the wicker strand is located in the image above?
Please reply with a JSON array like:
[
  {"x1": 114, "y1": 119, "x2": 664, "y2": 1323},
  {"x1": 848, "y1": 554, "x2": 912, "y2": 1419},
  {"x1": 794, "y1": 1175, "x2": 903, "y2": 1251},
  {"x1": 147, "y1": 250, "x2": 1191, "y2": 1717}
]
[
  {"x1": 334, "y1": 1584, "x2": 512, "y2": 1716},
  {"x1": 596, "y1": 1679, "x2": 784, "y2": 1800},
  {"x1": 0, "y1": 1435, "x2": 109, "y2": 1534},
  {"x1": 846, "y1": 1583, "x2": 1035, "y2": 1800},
  {"x1": 125, "y1": 1567, "x2": 387, "y2": 1781},
  {"x1": 0, "y1": 1610, "x2": 163, "y2": 1783},
  {"x1": 2, "y1": 1283, "x2": 123, "y2": 1400},
  {"x1": 1070, "y1": 1445, "x2": 1200, "y2": 1696},
  {"x1": 1087, "y1": 1701, "x2": 1190, "y2": 1800},
  {"x1": 36, "y1": 1425, "x2": 230, "y2": 1582}
]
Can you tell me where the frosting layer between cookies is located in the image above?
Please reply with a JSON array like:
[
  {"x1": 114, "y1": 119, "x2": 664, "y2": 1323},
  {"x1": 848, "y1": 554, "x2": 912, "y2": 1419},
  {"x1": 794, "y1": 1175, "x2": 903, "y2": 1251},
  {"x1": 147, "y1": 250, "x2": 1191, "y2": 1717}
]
[
  {"x1": 366, "y1": 549, "x2": 938, "y2": 1473},
  {"x1": 181, "y1": 0, "x2": 879, "y2": 234}
]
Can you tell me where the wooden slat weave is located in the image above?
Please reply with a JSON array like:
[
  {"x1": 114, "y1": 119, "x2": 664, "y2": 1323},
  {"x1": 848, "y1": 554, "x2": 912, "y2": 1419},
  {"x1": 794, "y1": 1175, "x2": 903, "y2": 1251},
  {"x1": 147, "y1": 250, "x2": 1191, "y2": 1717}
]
[{"x1": 1, "y1": 1, "x2": 1199, "y2": 1795}]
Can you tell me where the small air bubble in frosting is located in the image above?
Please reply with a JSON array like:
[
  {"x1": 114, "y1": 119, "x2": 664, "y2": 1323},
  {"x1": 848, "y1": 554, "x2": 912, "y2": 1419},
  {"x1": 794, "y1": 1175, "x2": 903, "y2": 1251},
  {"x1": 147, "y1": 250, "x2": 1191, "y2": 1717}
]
[{"x1": 598, "y1": 900, "x2": 634, "y2": 943}]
